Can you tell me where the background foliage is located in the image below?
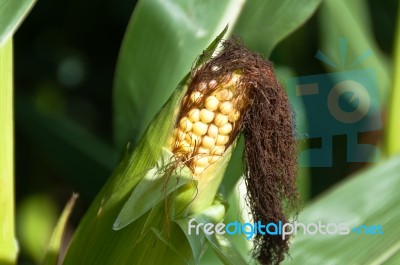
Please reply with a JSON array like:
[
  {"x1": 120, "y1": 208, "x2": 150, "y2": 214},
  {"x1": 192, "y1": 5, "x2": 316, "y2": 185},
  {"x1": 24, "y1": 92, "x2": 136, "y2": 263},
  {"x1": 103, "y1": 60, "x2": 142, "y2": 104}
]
[{"x1": 3, "y1": 0, "x2": 399, "y2": 264}]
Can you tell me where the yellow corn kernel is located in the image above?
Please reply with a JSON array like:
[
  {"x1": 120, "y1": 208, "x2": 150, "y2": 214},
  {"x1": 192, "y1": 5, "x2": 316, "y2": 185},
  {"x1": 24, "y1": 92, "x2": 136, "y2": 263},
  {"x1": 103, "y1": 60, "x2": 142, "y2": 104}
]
[
  {"x1": 215, "y1": 89, "x2": 233, "y2": 101},
  {"x1": 219, "y1": 101, "x2": 233, "y2": 115},
  {"x1": 219, "y1": 123, "x2": 233, "y2": 135},
  {"x1": 207, "y1": 124, "x2": 219, "y2": 138},
  {"x1": 179, "y1": 117, "x2": 192, "y2": 132},
  {"x1": 216, "y1": 135, "x2": 229, "y2": 145},
  {"x1": 202, "y1": 136, "x2": 216, "y2": 149},
  {"x1": 193, "y1": 121, "x2": 208, "y2": 136},
  {"x1": 188, "y1": 108, "x2": 200, "y2": 122},
  {"x1": 194, "y1": 156, "x2": 209, "y2": 167},
  {"x1": 205, "y1": 96, "x2": 219, "y2": 111},
  {"x1": 228, "y1": 110, "x2": 240, "y2": 122},
  {"x1": 198, "y1": 147, "x2": 209, "y2": 154},
  {"x1": 177, "y1": 140, "x2": 193, "y2": 153},
  {"x1": 214, "y1": 113, "x2": 228, "y2": 127},
  {"x1": 211, "y1": 145, "x2": 225, "y2": 155},
  {"x1": 200, "y1": 108, "x2": 215, "y2": 123}
]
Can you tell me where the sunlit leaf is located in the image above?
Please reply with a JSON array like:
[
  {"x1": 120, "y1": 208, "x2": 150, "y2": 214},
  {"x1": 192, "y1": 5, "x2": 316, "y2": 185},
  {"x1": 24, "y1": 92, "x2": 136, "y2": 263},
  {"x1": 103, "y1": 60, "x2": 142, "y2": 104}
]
[
  {"x1": 113, "y1": 0, "x2": 242, "y2": 150},
  {"x1": 386, "y1": 3, "x2": 400, "y2": 156},
  {"x1": 0, "y1": 0, "x2": 36, "y2": 47},
  {"x1": 234, "y1": 0, "x2": 322, "y2": 56},
  {"x1": 0, "y1": 38, "x2": 17, "y2": 265},
  {"x1": 113, "y1": 148, "x2": 194, "y2": 230},
  {"x1": 284, "y1": 156, "x2": 400, "y2": 264}
]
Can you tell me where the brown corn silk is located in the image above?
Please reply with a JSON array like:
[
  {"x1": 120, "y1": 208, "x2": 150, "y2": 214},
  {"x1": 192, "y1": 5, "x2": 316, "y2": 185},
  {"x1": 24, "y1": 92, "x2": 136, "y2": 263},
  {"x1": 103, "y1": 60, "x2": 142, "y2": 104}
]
[{"x1": 172, "y1": 38, "x2": 298, "y2": 265}]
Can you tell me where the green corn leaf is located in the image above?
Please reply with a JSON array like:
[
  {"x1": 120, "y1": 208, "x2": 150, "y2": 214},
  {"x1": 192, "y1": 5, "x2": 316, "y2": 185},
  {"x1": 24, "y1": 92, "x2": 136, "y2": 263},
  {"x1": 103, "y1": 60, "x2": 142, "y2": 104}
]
[
  {"x1": 386, "y1": 3, "x2": 400, "y2": 156},
  {"x1": 0, "y1": 3, "x2": 36, "y2": 262},
  {"x1": 150, "y1": 227, "x2": 192, "y2": 263},
  {"x1": 42, "y1": 194, "x2": 78, "y2": 265},
  {"x1": 113, "y1": 0, "x2": 241, "y2": 151},
  {"x1": 0, "y1": 38, "x2": 17, "y2": 265},
  {"x1": 113, "y1": 148, "x2": 194, "y2": 230},
  {"x1": 234, "y1": 0, "x2": 323, "y2": 56},
  {"x1": 284, "y1": 155, "x2": 400, "y2": 264},
  {"x1": 385, "y1": 251, "x2": 400, "y2": 265},
  {"x1": 319, "y1": 0, "x2": 391, "y2": 105},
  {"x1": 0, "y1": 0, "x2": 36, "y2": 47}
]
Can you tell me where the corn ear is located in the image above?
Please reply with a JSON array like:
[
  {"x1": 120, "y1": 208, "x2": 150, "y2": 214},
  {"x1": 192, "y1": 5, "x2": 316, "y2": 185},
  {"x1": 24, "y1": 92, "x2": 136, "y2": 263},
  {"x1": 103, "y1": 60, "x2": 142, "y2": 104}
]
[{"x1": 62, "y1": 27, "x2": 236, "y2": 265}]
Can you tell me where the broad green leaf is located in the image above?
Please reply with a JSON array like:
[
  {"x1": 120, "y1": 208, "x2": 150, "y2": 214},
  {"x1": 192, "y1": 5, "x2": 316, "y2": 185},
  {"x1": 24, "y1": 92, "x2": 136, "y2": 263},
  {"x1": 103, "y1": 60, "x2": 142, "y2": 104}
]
[
  {"x1": 319, "y1": 0, "x2": 391, "y2": 105},
  {"x1": 42, "y1": 194, "x2": 78, "y2": 265},
  {"x1": 385, "y1": 251, "x2": 400, "y2": 265},
  {"x1": 113, "y1": 148, "x2": 194, "y2": 230},
  {"x1": 233, "y1": 0, "x2": 322, "y2": 56},
  {"x1": 284, "y1": 155, "x2": 400, "y2": 264},
  {"x1": 0, "y1": 0, "x2": 36, "y2": 47},
  {"x1": 0, "y1": 38, "x2": 17, "y2": 265},
  {"x1": 386, "y1": 3, "x2": 400, "y2": 156},
  {"x1": 113, "y1": 0, "x2": 243, "y2": 150}
]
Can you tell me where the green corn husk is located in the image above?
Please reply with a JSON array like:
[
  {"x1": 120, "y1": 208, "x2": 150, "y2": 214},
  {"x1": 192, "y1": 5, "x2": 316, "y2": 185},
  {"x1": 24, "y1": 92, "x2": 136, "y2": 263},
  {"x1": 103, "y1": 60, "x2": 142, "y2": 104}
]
[{"x1": 62, "y1": 27, "x2": 246, "y2": 265}]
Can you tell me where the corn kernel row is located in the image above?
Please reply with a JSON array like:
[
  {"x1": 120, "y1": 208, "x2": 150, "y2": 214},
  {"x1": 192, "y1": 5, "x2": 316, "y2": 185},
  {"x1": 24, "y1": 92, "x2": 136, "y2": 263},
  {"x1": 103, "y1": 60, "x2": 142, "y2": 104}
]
[{"x1": 172, "y1": 74, "x2": 243, "y2": 176}]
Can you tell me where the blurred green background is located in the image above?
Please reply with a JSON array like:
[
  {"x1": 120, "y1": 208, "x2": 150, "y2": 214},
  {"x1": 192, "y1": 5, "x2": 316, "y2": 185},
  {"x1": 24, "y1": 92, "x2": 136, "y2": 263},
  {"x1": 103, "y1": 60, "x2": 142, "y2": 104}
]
[{"x1": 7, "y1": 0, "x2": 399, "y2": 264}]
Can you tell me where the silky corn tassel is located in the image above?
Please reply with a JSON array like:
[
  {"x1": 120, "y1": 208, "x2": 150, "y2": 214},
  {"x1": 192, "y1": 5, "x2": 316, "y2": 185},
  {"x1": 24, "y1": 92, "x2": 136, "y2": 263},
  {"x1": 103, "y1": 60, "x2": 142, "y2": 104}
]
[{"x1": 171, "y1": 38, "x2": 299, "y2": 265}]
